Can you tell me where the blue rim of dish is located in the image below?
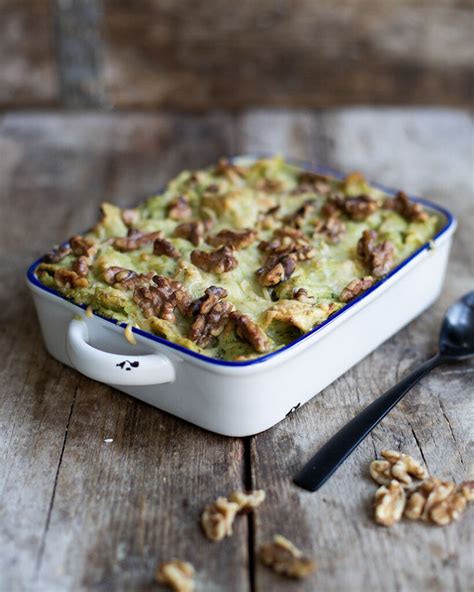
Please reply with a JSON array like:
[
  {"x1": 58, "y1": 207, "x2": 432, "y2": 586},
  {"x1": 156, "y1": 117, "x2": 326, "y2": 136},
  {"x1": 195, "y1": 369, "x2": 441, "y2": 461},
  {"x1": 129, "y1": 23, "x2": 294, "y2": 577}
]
[{"x1": 26, "y1": 159, "x2": 456, "y2": 368}]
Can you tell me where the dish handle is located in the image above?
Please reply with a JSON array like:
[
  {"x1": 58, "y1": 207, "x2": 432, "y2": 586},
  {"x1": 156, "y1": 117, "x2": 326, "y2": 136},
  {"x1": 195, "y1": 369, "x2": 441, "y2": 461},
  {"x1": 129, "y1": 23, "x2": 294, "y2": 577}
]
[{"x1": 66, "y1": 318, "x2": 175, "y2": 386}]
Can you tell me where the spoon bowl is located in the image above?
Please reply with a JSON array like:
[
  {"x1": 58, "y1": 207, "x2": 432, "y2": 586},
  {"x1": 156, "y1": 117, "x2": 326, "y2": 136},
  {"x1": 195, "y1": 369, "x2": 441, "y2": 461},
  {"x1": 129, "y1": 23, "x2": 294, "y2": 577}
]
[{"x1": 439, "y1": 291, "x2": 474, "y2": 360}]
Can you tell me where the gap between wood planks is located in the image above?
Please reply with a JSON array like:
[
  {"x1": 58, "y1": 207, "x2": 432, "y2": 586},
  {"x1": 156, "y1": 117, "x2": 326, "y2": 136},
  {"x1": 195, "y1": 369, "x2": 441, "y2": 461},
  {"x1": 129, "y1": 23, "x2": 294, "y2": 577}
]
[
  {"x1": 34, "y1": 384, "x2": 78, "y2": 577},
  {"x1": 244, "y1": 437, "x2": 257, "y2": 592}
]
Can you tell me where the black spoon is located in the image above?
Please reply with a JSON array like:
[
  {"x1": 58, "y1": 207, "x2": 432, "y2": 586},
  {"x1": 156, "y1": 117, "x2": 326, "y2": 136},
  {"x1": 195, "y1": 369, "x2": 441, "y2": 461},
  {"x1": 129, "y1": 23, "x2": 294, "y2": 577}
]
[{"x1": 294, "y1": 291, "x2": 474, "y2": 492}]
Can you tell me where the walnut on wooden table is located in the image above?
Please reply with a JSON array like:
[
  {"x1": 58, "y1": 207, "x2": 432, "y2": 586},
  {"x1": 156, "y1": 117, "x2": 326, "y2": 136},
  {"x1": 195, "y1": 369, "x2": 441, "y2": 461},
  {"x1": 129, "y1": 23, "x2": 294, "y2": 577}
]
[
  {"x1": 374, "y1": 480, "x2": 407, "y2": 527},
  {"x1": 370, "y1": 450, "x2": 427, "y2": 487},
  {"x1": 201, "y1": 497, "x2": 240, "y2": 542},
  {"x1": 258, "y1": 534, "x2": 316, "y2": 579},
  {"x1": 229, "y1": 489, "x2": 266, "y2": 512},
  {"x1": 156, "y1": 559, "x2": 195, "y2": 592}
]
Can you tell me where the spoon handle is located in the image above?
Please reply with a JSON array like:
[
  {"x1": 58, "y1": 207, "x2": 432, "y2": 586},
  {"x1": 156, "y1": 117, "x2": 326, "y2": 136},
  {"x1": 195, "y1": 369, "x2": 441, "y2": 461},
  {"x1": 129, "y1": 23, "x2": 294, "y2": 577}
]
[{"x1": 293, "y1": 353, "x2": 444, "y2": 492}]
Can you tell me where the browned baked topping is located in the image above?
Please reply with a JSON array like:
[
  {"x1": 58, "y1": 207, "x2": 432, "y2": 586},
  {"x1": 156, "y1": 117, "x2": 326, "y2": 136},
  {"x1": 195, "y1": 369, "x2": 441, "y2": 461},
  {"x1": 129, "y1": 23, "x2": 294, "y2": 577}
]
[
  {"x1": 54, "y1": 268, "x2": 89, "y2": 289},
  {"x1": 229, "y1": 490, "x2": 266, "y2": 512},
  {"x1": 72, "y1": 255, "x2": 90, "y2": 277},
  {"x1": 374, "y1": 480, "x2": 406, "y2": 527},
  {"x1": 133, "y1": 275, "x2": 192, "y2": 322},
  {"x1": 112, "y1": 230, "x2": 163, "y2": 252},
  {"x1": 259, "y1": 535, "x2": 316, "y2": 579},
  {"x1": 201, "y1": 496, "x2": 240, "y2": 542},
  {"x1": 189, "y1": 288, "x2": 234, "y2": 348},
  {"x1": 174, "y1": 221, "x2": 208, "y2": 246},
  {"x1": 167, "y1": 196, "x2": 193, "y2": 221},
  {"x1": 357, "y1": 230, "x2": 395, "y2": 278},
  {"x1": 121, "y1": 208, "x2": 140, "y2": 227},
  {"x1": 314, "y1": 216, "x2": 346, "y2": 243},
  {"x1": 230, "y1": 311, "x2": 271, "y2": 353},
  {"x1": 340, "y1": 276, "x2": 375, "y2": 303},
  {"x1": 155, "y1": 559, "x2": 195, "y2": 592},
  {"x1": 283, "y1": 200, "x2": 315, "y2": 228},
  {"x1": 190, "y1": 245, "x2": 238, "y2": 274},
  {"x1": 153, "y1": 237, "x2": 181, "y2": 259},
  {"x1": 206, "y1": 228, "x2": 257, "y2": 250},
  {"x1": 42, "y1": 245, "x2": 72, "y2": 264},
  {"x1": 293, "y1": 288, "x2": 315, "y2": 303},
  {"x1": 386, "y1": 191, "x2": 428, "y2": 222}
]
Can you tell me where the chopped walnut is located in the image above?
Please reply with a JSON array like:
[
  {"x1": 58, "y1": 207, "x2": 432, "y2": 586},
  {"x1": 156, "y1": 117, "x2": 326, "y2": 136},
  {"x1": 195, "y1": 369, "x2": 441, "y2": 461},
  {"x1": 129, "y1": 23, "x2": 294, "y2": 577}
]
[
  {"x1": 256, "y1": 178, "x2": 284, "y2": 192},
  {"x1": 206, "y1": 228, "x2": 257, "y2": 250},
  {"x1": 201, "y1": 497, "x2": 240, "y2": 541},
  {"x1": 370, "y1": 450, "x2": 427, "y2": 487},
  {"x1": 72, "y1": 255, "x2": 90, "y2": 277},
  {"x1": 256, "y1": 227, "x2": 315, "y2": 287},
  {"x1": 102, "y1": 267, "x2": 155, "y2": 291},
  {"x1": 69, "y1": 234, "x2": 97, "y2": 258},
  {"x1": 343, "y1": 195, "x2": 378, "y2": 220},
  {"x1": 42, "y1": 245, "x2": 72, "y2": 263},
  {"x1": 190, "y1": 245, "x2": 238, "y2": 274},
  {"x1": 174, "y1": 221, "x2": 208, "y2": 246},
  {"x1": 153, "y1": 237, "x2": 181, "y2": 259},
  {"x1": 386, "y1": 191, "x2": 428, "y2": 222},
  {"x1": 374, "y1": 480, "x2": 406, "y2": 527},
  {"x1": 340, "y1": 276, "x2": 375, "y2": 303},
  {"x1": 189, "y1": 287, "x2": 234, "y2": 348},
  {"x1": 259, "y1": 535, "x2": 316, "y2": 579},
  {"x1": 112, "y1": 230, "x2": 163, "y2": 252},
  {"x1": 257, "y1": 204, "x2": 280, "y2": 229},
  {"x1": 460, "y1": 480, "x2": 474, "y2": 502},
  {"x1": 229, "y1": 311, "x2": 271, "y2": 353},
  {"x1": 133, "y1": 275, "x2": 192, "y2": 322},
  {"x1": 229, "y1": 489, "x2": 266, "y2": 513},
  {"x1": 283, "y1": 201, "x2": 315, "y2": 228},
  {"x1": 256, "y1": 255, "x2": 296, "y2": 287},
  {"x1": 357, "y1": 229, "x2": 395, "y2": 278},
  {"x1": 189, "y1": 286, "x2": 227, "y2": 315},
  {"x1": 297, "y1": 171, "x2": 332, "y2": 195},
  {"x1": 156, "y1": 559, "x2": 195, "y2": 592},
  {"x1": 54, "y1": 268, "x2": 89, "y2": 289},
  {"x1": 215, "y1": 158, "x2": 245, "y2": 181},
  {"x1": 314, "y1": 216, "x2": 346, "y2": 243},
  {"x1": 293, "y1": 288, "x2": 315, "y2": 303},
  {"x1": 167, "y1": 196, "x2": 193, "y2": 221}
]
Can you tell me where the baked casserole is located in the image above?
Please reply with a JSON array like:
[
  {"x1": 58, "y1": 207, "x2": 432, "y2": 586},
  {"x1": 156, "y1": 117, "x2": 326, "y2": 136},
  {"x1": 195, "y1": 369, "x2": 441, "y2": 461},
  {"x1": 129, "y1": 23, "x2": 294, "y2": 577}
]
[{"x1": 35, "y1": 157, "x2": 440, "y2": 361}]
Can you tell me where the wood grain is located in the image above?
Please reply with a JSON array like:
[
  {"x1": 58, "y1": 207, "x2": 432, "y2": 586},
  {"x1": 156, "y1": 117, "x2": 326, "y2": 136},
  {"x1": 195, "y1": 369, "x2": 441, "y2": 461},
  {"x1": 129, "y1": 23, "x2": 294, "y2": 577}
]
[
  {"x1": 0, "y1": 109, "x2": 472, "y2": 591},
  {"x1": 102, "y1": 0, "x2": 474, "y2": 109},
  {"x1": 0, "y1": 1, "x2": 58, "y2": 107}
]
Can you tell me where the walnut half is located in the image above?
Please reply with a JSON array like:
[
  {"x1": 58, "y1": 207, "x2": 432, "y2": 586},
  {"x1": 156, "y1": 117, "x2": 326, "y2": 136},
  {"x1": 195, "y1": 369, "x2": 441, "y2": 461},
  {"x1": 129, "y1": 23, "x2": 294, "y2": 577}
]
[
  {"x1": 155, "y1": 559, "x2": 195, "y2": 592},
  {"x1": 374, "y1": 480, "x2": 406, "y2": 527},
  {"x1": 201, "y1": 497, "x2": 240, "y2": 542},
  {"x1": 258, "y1": 535, "x2": 316, "y2": 579}
]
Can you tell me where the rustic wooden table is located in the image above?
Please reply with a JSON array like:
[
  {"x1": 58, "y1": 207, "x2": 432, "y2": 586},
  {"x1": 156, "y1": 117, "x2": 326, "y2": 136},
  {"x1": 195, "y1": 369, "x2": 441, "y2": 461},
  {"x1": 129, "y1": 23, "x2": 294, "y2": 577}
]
[{"x1": 1, "y1": 109, "x2": 473, "y2": 592}]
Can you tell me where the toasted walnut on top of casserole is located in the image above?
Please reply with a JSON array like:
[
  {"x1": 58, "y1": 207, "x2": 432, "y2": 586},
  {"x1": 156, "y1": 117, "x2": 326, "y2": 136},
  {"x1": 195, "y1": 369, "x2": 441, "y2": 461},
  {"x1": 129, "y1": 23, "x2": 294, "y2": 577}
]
[{"x1": 36, "y1": 157, "x2": 440, "y2": 361}]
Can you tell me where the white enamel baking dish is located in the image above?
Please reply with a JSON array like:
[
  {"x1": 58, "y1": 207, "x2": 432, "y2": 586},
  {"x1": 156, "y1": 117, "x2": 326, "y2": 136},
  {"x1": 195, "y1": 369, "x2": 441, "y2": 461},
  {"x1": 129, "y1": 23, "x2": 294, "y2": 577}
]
[{"x1": 27, "y1": 158, "x2": 456, "y2": 437}]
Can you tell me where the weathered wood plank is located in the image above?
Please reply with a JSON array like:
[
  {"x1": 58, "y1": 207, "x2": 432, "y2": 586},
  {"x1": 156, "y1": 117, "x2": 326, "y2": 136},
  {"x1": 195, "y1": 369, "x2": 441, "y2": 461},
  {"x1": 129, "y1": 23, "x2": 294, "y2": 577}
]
[
  {"x1": 0, "y1": 1, "x2": 58, "y2": 108},
  {"x1": 238, "y1": 110, "x2": 474, "y2": 592},
  {"x1": 0, "y1": 113, "x2": 249, "y2": 591},
  {"x1": 102, "y1": 0, "x2": 474, "y2": 109}
]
